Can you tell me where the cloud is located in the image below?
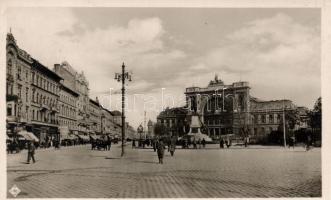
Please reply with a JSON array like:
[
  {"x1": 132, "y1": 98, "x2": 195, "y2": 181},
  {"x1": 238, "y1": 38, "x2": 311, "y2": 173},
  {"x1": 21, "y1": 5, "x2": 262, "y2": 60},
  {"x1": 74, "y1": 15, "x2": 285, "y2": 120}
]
[{"x1": 190, "y1": 13, "x2": 320, "y2": 107}]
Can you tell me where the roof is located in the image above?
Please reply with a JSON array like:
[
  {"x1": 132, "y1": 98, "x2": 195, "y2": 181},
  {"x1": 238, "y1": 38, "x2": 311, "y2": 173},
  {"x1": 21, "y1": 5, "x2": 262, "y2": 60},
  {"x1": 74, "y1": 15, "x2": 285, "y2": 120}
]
[
  {"x1": 32, "y1": 58, "x2": 63, "y2": 81},
  {"x1": 60, "y1": 83, "x2": 79, "y2": 97},
  {"x1": 89, "y1": 98, "x2": 100, "y2": 107}
]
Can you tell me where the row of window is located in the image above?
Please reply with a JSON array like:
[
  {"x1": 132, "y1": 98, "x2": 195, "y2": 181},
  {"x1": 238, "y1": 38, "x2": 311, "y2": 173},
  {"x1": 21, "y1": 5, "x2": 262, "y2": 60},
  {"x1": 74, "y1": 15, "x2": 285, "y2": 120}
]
[
  {"x1": 60, "y1": 93, "x2": 76, "y2": 106},
  {"x1": 31, "y1": 89, "x2": 57, "y2": 108},
  {"x1": 60, "y1": 104, "x2": 76, "y2": 119},
  {"x1": 254, "y1": 114, "x2": 282, "y2": 124},
  {"x1": 31, "y1": 109, "x2": 57, "y2": 124},
  {"x1": 31, "y1": 71, "x2": 59, "y2": 94},
  {"x1": 59, "y1": 119, "x2": 77, "y2": 129}
]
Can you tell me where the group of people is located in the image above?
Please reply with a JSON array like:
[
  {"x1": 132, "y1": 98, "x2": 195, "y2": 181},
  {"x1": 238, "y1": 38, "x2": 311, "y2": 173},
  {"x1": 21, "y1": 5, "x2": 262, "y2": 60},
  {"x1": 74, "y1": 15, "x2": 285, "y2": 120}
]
[
  {"x1": 91, "y1": 137, "x2": 112, "y2": 151},
  {"x1": 155, "y1": 136, "x2": 177, "y2": 164},
  {"x1": 219, "y1": 138, "x2": 231, "y2": 148},
  {"x1": 181, "y1": 138, "x2": 206, "y2": 149}
]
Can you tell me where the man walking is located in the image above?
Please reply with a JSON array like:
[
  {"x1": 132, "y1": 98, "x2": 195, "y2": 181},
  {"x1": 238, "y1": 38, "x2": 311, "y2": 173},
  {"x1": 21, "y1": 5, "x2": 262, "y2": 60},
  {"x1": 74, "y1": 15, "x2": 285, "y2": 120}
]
[
  {"x1": 202, "y1": 138, "x2": 206, "y2": 148},
  {"x1": 27, "y1": 140, "x2": 36, "y2": 164},
  {"x1": 157, "y1": 139, "x2": 165, "y2": 164}
]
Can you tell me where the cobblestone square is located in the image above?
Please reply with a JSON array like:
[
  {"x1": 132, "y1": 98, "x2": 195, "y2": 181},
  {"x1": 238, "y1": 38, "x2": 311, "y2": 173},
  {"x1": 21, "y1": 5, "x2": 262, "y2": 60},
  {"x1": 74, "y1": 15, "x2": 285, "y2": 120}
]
[{"x1": 7, "y1": 144, "x2": 321, "y2": 198}]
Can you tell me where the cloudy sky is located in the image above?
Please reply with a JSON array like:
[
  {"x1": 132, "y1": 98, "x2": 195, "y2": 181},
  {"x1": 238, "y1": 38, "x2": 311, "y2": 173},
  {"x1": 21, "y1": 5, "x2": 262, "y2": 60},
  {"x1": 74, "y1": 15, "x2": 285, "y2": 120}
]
[{"x1": 6, "y1": 8, "x2": 320, "y2": 128}]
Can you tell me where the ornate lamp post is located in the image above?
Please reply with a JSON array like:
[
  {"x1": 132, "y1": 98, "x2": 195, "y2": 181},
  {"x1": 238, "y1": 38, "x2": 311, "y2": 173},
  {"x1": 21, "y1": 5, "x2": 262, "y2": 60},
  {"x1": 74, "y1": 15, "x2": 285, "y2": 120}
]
[{"x1": 114, "y1": 62, "x2": 132, "y2": 157}]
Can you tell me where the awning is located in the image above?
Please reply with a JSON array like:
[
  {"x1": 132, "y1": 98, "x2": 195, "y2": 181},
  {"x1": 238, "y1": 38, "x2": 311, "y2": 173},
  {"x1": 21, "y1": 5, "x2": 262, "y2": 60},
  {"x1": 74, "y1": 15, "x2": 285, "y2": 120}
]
[
  {"x1": 77, "y1": 135, "x2": 90, "y2": 141},
  {"x1": 18, "y1": 130, "x2": 39, "y2": 142},
  {"x1": 89, "y1": 135, "x2": 100, "y2": 140}
]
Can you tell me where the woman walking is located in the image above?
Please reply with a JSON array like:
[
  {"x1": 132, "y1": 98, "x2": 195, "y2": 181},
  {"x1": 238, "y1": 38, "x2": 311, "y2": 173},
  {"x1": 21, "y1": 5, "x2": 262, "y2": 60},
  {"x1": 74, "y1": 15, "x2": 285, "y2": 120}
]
[{"x1": 157, "y1": 139, "x2": 165, "y2": 164}]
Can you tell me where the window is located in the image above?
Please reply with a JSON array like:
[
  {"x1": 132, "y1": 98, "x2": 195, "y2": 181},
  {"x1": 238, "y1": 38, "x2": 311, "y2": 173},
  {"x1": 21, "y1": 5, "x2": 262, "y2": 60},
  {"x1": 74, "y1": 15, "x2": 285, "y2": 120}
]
[
  {"x1": 17, "y1": 85, "x2": 22, "y2": 98},
  {"x1": 269, "y1": 114, "x2": 273, "y2": 123},
  {"x1": 26, "y1": 88, "x2": 29, "y2": 102},
  {"x1": 36, "y1": 75, "x2": 39, "y2": 86},
  {"x1": 7, "y1": 59, "x2": 12, "y2": 75},
  {"x1": 32, "y1": 90, "x2": 35, "y2": 102},
  {"x1": 17, "y1": 66, "x2": 21, "y2": 80},
  {"x1": 261, "y1": 115, "x2": 266, "y2": 123},
  {"x1": 26, "y1": 106, "x2": 29, "y2": 120},
  {"x1": 7, "y1": 104, "x2": 12, "y2": 116},
  {"x1": 254, "y1": 115, "x2": 258, "y2": 124},
  {"x1": 32, "y1": 72, "x2": 35, "y2": 83},
  {"x1": 26, "y1": 70, "x2": 28, "y2": 80},
  {"x1": 277, "y1": 114, "x2": 281, "y2": 123}
]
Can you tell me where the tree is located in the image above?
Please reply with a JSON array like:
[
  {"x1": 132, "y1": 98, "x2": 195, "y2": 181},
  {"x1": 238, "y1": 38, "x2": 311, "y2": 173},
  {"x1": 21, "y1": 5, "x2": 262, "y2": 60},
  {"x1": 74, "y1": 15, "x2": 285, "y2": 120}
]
[{"x1": 310, "y1": 97, "x2": 321, "y2": 129}]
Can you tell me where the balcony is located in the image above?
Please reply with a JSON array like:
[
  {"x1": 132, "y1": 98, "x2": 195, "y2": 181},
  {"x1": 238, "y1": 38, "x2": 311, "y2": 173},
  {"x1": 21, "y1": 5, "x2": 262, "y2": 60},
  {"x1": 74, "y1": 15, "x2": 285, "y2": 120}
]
[
  {"x1": 7, "y1": 74, "x2": 14, "y2": 82},
  {"x1": 50, "y1": 106, "x2": 59, "y2": 113},
  {"x1": 40, "y1": 103, "x2": 49, "y2": 111}
]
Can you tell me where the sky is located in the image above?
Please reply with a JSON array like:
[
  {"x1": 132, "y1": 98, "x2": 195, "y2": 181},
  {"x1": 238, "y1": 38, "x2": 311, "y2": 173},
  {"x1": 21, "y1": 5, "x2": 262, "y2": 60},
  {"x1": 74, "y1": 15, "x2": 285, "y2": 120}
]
[{"x1": 6, "y1": 8, "x2": 321, "y2": 129}]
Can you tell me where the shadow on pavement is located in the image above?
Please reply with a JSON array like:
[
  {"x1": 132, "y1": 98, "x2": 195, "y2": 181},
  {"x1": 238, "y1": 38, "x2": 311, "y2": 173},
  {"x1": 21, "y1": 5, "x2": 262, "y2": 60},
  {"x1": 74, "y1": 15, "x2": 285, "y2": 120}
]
[{"x1": 105, "y1": 157, "x2": 121, "y2": 160}]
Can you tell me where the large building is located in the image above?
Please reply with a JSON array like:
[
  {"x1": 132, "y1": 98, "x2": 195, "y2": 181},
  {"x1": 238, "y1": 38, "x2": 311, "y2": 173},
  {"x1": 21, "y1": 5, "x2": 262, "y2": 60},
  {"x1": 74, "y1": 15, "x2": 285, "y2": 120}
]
[
  {"x1": 156, "y1": 75, "x2": 309, "y2": 141},
  {"x1": 88, "y1": 98, "x2": 102, "y2": 135},
  {"x1": 6, "y1": 32, "x2": 33, "y2": 135},
  {"x1": 53, "y1": 61, "x2": 90, "y2": 135},
  {"x1": 58, "y1": 83, "x2": 79, "y2": 138},
  {"x1": 6, "y1": 33, "x2": 63, "y2": 142},
  {"x1": 185, "y1": 75, "x2": 250, "y2": 138},
  {"x1": 29, "y1": 59, "x2": 62, "y2": 142}
]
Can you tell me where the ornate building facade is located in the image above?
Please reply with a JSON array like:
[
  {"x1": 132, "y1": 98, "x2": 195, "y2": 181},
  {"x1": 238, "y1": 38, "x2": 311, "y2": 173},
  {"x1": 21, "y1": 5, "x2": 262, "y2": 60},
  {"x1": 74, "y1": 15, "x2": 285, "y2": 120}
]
[
  {"x1": 53, "y1": 61, "x2": 90, "y2": 135},
  {"x1": 6, "y1": 33, "x2": 135, "y2": 142},
  {"x1": 156, "y1": 75, "x2": 309, "y2": 141},
  {"x1": 6, "y1": 33, "x2": 62, "y2": 142},
  {"x1": 58, "y1": 83, "x2": 79, "y2": 138}
]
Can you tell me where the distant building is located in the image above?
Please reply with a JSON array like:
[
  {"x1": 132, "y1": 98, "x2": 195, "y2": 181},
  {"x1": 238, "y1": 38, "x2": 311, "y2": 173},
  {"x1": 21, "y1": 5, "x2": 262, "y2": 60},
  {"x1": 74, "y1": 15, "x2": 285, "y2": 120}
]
[
  {"x1": 88, "y1": 98, "x2": 102, "y2": 135},
  {"x1": 58, "y1": 83, "x2": 79, "y2": 138},
  {"x1": 54, "y1": 61, "x2": 90, "y2": 135},
  {"x1": 147, "y1": 120, "x2": 155, "y2": 138},
  {"x1": 157, "y1": 107, "x2": 188, "y2": 137},
  {"x1": 157, "y1": 75, "x2": 309, "y2": 141}
]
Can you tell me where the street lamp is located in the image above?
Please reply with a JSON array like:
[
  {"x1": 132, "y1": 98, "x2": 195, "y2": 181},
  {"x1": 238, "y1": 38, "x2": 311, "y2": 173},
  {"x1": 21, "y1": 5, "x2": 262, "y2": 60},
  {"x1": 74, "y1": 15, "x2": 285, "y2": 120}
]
[{"x1": 114, "y1": 62, "x2": 132, "y2": 157}]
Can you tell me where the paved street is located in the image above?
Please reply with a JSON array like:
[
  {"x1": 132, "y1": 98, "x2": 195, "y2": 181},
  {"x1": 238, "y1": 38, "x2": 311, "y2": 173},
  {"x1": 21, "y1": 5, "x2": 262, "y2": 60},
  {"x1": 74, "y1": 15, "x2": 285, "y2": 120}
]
[{"x1": 7, "y1": 143, "x2": 321, "y2": 198}]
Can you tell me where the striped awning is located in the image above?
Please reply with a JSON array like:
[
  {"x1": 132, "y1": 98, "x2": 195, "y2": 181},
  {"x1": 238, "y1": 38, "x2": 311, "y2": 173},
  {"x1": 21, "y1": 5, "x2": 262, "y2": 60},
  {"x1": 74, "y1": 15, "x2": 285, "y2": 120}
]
[{"x1": 18, "y1": 130, "x2": 39, "y2": 142}]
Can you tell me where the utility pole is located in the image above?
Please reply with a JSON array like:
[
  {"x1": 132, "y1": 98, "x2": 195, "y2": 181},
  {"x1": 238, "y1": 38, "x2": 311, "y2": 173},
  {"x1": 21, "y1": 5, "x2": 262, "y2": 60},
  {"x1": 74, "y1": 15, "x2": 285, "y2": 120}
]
[{"x1": 114, "y1": 63, "x2": 132, "y2": 157}]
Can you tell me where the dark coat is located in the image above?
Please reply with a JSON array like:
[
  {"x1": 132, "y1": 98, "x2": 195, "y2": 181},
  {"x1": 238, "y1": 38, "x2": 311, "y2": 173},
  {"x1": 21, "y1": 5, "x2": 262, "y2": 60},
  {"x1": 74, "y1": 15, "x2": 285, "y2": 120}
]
[{"x1": 157, "y1": 141, "x2": 165, "y2": 158}]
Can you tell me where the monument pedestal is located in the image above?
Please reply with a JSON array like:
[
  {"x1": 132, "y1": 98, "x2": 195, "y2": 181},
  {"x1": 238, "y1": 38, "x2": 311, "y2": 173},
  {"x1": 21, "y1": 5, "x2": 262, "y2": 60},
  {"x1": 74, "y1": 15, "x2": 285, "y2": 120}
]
[{"x1": 188, "y1": 114, "x2": 212, "y2": 142}]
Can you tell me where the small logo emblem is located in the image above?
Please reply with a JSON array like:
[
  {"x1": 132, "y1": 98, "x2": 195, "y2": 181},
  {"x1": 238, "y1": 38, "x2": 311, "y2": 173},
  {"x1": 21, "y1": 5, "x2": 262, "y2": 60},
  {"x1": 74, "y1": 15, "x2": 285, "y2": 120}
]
[{"x1": 9, "y1": 184, "x2": 21, "y2": 197}]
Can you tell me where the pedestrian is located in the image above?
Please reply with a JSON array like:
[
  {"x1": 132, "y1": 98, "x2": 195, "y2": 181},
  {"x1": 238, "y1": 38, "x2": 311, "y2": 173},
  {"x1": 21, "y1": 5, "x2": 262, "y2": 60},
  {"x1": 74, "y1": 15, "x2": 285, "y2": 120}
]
[
  {"x1": 27, "y1": 140, "x2": 36, "y2": 164},
  {"x1": 132, "y1": 139, "x2": 136, "y2": 148},
  {"x1": 202, "y1": 138, "x2": 206, "y2": 148},
  {"x1": 107, "y1": 136, "x2": 111, "y2": 151},
  {"x1": 193, "y1": 138, "x2": 197, "y2": 149},
  {"x1": 169, "y1": 136, "x2": 176, "y2": 156},
  {"x1": 198, "y1": 138, "x2": 201, "y2": 149},
  {"x1": 220, "y1": 138, "x2": 224, "y2": 148},
  {"x1": 156, "y1": 139, "x2": 165, "y2": 164},
  {"x1": 153, "y1": 139, "x2": 157, "y2": 152}
]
